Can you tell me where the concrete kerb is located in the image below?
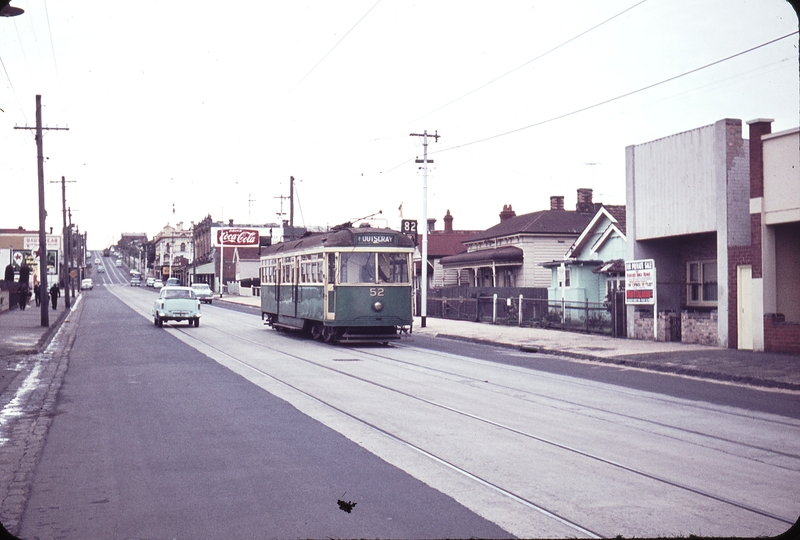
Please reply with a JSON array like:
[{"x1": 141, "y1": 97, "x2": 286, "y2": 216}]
[{"x1": 430, "y1": 332, "x2": 800, "y2": 393}]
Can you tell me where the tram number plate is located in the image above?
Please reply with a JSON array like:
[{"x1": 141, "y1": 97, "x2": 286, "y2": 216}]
[{"x1": 370, "y1": 288, "x2": 385, "y2": 297}]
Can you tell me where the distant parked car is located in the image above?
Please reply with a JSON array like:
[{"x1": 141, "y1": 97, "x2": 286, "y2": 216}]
[
  {"x1": 81, "y1": 278, "x2": 93, "y2": 290},
  {"x1": 146, "y1": 277, "x2": 156, "y2": 287},
  {"x1": 191, "y1": 283, "x2": 213, "y2": 304},
  {"x1": 152, "y1": 286, "x2": 201, "y2": 327}
]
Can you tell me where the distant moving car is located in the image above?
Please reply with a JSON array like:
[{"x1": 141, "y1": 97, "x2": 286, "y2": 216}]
[
  {"x1": 81, "y1": 278, "x2": 93, "y2": 290},
  {"x1": 115, "y1": 259, "x2": 122, "y2": 267},
  {"x1": 152, "y1": 286, "x2": 201, "y2": 327},
  {"x1": 166, "y1": 277, "x2": 180, "y2": 287},
  {"x1": 97, "y1": 265, "x2": 105, "y2": 273},
  {"x1": 130, "y1": 276, "x2": 141, "y2": 287},
  {"x1": 94, "y1": 258, "x2": 101, "y2": 264},
  {"x1": 190, "y1": 283, "x2": 213, "y2": 304}
]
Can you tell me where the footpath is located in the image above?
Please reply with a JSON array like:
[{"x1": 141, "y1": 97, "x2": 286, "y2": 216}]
[{"x1": 1, "y1": 292, "x2": 798, "y2": 392}]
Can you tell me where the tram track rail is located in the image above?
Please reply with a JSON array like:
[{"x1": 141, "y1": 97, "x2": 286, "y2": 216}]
[
  {"x1": 177, "y1": 319, "x2": 796, "y2": 531},
  {"x1": 108, "y1": 285, "x2": 799, "y2": 536}
]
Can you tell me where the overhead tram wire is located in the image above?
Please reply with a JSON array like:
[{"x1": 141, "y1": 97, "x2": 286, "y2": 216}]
[
  {"x1": 277, "y1": 0, "x2": 382, "y2": 105},
  {"x1": 408, "y1": 0, "x2": 651, "y2": 125},
  {"x1": 43, "y1": 0, "x2": 66, "y2": 117},
  {"x1": 429, "y1": 30, "x2": 800, "y2": 155}
]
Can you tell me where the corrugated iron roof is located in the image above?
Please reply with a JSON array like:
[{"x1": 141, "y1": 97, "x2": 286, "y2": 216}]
[{"x1": 466, "y1": 209, "x2": 595, "y2": 243}]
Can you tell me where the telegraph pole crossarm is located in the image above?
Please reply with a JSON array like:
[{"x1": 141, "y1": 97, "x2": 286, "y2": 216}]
[{"x1": 409, "y1": 130, "x2": 440, "y2": 328}]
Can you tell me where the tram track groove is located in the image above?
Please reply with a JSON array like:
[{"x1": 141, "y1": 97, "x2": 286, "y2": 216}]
[
  {"x1": 175, "y1": 319, "x2": 796, "y2": 528},
  {"x1": 359, "y1": 346, "x2": 800, "y2": 465},
  {"x1": 108, "y1": 286, "x2": 798, "y2": 534}
]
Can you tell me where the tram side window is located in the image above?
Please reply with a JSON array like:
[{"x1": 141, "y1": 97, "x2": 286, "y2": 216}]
[
  {"x1": 340, "y1": 252, "x2": 375, "y2": 284},
  {"x1": 261, "y1": 260, "x2": 277, "y2": 284},
  {"x1": 378, "y1": 253, "x2": 410, "y2": 283},
  {"x1": 329, "y1": 253, "x2": 336, "y2": 284},
  {"x1": 282, "y1": 257, "x2": 294, "y2": 284}
]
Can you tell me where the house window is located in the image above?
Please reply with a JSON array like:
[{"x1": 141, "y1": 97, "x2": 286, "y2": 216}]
[{"x1": 687, "y1": 260, "x2": 717, "y2": 306}]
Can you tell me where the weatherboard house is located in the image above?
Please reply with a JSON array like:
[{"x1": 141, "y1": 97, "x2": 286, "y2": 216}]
[
  {"x1": 624, "y1": 118, "x2": 800, "y2": 353},
  {"x1": 540, "y1": 204, "x2": 627, "y2": 311},
  {"x1": 439, "y1": 190, "x2": 601, "y2": 289}
]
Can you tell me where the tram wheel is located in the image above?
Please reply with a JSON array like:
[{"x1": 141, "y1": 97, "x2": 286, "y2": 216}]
[
  {"x1": 311, "y1": 323, "x2": 323, "y2": 341},
  {"x1": 322, "y1": 326, "x2": 338, "y2": 344}
]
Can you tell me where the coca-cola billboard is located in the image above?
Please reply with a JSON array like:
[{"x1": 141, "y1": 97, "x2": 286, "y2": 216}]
[{"x1": 215, "y1": 228, "x2": 259, "y2": 247}]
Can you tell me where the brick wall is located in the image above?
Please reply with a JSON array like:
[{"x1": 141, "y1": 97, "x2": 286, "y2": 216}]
[
  {"x1": 765, "y1": 314, "x2": 800, "y2": 354},
  {"x1": 633, "y1": 310, "x2": 654, "y2": 341},
  {"x1": 682, "y1": 310, "x2": 719, "y2": 346}
]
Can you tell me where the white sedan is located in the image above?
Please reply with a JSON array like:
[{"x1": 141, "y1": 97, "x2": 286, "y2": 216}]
[
  {"x1": 152, "y1": 286, "x2": 201, "y2": 327},
  {"x1": 80, "y1": 278, "x2": 93, "y2": 290}
]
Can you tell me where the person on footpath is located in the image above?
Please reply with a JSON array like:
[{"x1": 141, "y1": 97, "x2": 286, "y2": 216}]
[
  {"x1": 34, "y1": 282, "x2": 41, "y2": 306},
  {"x1": 50, "y1": 283, "x2": 60, "y2": 310},
  {"x1": 18, "y1": 283, "x2": 28, "y2": 310},
  {"x1": 18, "y1": 264, "x2": 31, "y2": 311}
]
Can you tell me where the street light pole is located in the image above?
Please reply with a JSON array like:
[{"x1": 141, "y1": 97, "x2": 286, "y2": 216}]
[{"x1": 409, "y1": 130, "x2": 439, "y2": 328}]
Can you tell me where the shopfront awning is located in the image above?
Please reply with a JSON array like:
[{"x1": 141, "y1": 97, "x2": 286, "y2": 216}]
[{"x1": 193, "y1": 261, "x2": 216, "y2": 274}]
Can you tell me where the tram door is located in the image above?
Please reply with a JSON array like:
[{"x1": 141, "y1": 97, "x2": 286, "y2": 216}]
[
  {"x1": 325, "y1": 253, "x2": 336, "y2": 320},
  {"x1": 276, "y1": 256, "x2": 298, "y2": 319}
]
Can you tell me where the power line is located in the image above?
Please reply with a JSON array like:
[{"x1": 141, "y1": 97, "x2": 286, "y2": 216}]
[
  {"x1": 279, "y1": 0, "x2": 382, "y2": 104},
  {"x1": 409, "y1": 0, "x2": 650, "y2": 125},
  {"x1": 434, "y1": 30, "x2": 799, "y2": 155}
]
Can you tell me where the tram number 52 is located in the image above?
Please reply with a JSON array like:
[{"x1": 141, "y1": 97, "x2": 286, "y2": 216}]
[{"x1": 370, "y1": 288, "x2": 385, "y2": 297}]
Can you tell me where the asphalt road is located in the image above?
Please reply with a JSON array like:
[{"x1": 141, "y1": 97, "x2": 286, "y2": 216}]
[
  {"x1": 15, "y1": 285, "x2": 509, "y2": 539},
  {"x1": 6, "y1": 271, "x2": 799, "y2": 538}
]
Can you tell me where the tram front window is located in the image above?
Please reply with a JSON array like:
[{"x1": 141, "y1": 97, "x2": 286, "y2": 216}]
[
  {"x1": 378, "y1": 253, "x2": 409, "y2": 283},
  {"x1": 340, "y1": 252, "x2": 375, "y2": 283},
  {"x1": 339, "y1": 252, "x2": 410, "y2": 284}
]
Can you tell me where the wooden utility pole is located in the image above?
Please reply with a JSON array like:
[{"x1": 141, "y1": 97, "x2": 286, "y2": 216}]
[
  {"x1": 50, "y1": 176, "x2": 76, "y2": 309},
  {"x1": 15, "y1": 95, "x2": 69, "y2": 326}
]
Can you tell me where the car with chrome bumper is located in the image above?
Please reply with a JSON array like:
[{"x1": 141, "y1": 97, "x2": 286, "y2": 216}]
[{"x1": 152, "y1": 286, "x2": 201, "y2": 327}]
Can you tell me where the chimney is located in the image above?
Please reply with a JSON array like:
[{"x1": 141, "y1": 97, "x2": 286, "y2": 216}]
[
  {"x1": 499, "y1": 204, "x2": 516, "y2": 222},
  {"x1": 443, "y1": 210, "x2": 454, "y2": 233},
  {"x1": 427, "y1": 218, "x2": 436, "y2": 232},
  {"x1": 747, "y1": 118, "x2": 773, "y2": 199},
  {"x1": 576, "y1": 188, "x2": 594, "y2": 213},
  {"x1": 550, "y1": 196, "x2": 565, "y2": 211},
  {"x1": 228, "y1": 219, "x2": 234, "y2": 226}
]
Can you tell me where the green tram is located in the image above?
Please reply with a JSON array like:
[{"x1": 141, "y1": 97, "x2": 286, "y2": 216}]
[{"x1": 260, "y1": 227, "x2": 414, "y2": 344}]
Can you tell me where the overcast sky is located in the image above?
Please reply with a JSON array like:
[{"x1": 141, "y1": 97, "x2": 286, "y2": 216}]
[{"x1": 1, "y1": 0, "x2": 797, "y2": 249}]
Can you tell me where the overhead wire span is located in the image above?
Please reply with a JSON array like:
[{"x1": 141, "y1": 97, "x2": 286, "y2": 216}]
[
  {"x1": 433, "y1": 30, "x2": 800, "y2": 155},
  {"x1": 278, "y1": 0, "x2": 382, "y2": 105},
  {"x1": 408, "y1": 0, "x2": 651, "y2": 125}
]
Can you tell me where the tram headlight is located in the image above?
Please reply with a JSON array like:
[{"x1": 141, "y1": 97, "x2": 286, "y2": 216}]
[{"x1": 373, "y1": 301, "x2": 383, "y2": 312}]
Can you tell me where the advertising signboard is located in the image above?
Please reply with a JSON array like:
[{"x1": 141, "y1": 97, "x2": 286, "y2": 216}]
[
  {"x1": 625, "y1": 259, "x2": 656, "y2": 305},
  {"x1": 213, "y1": 228, "x2": 259, "y2": 247}
]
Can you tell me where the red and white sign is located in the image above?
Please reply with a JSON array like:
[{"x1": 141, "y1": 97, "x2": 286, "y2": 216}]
[
  {"x1": 215, "y1": 228, "x2": 259, "y2": 247},
  {"x1": 625, "y1": 259, "x2": 656, "y2": 305}
]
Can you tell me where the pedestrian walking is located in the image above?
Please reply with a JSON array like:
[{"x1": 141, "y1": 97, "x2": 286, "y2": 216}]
[
  {"x1": 18, "y1": 284, "x2": 28, "y2": 310},
  {"x1": 34, "y1": 282, "x2": 41, "y2": 306},
  {"x1": 50, "y1": 283, "x2": 60, "y2": 310}
]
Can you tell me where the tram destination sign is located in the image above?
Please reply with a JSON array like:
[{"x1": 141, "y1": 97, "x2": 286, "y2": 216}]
[
  {"x1": 625, "y1": 259, "x2": 656, "y2": 305},
  {"x1": 355, "y1": 233, "x2": 397, "y2": 246}
]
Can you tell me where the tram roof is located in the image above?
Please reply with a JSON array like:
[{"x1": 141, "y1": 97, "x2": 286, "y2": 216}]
[{"x1": 261, "y1": 227, "x2": 414, "y2": 256}]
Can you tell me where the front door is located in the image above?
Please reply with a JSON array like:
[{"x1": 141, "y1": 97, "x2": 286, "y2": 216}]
[{"x1": 737, "y1": 265, "x2": 753, "y2": 350}]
